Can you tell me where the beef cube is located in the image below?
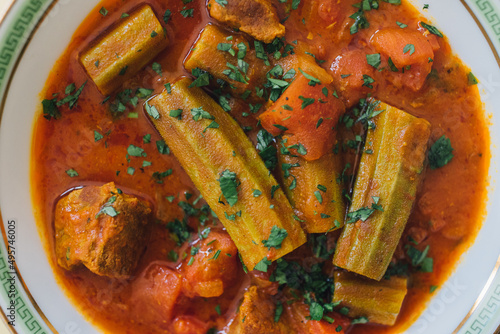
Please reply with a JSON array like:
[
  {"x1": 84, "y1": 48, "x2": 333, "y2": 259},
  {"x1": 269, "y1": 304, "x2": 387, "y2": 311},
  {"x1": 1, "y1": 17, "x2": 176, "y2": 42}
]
[
  {"x1": 208, "y1": 0, "x2": 285, "y2": 43},
  {"x1": 230, "y1": 286, "x2": 291, "y2": 334},
  {"x1": 55, "y1": 182, "x2": 151, "y2": 278}
]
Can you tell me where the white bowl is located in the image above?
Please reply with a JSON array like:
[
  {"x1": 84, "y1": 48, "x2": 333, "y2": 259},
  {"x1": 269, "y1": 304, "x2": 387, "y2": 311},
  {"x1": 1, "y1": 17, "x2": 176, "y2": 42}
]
[{"x1": 0, "y1": 0, "x2": 499, "y2": 333}]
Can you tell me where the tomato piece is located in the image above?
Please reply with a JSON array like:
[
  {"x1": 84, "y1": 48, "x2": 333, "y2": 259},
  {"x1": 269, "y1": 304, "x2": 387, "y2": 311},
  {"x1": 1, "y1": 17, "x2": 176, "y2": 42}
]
[
  {"x1": 370, "y1": 28, "x2": 434, "y2": 68},
  {"x1": 130, "y1": 264, "x2": 182, "y2": 325},
  {"x1": 370, "y1": 28, "x2": 434, "y2": 91},
  {"x1": 331, "y1": 49, "x2": 377, "y2": 108},
  {"x1": 172, "y1": 315, "x2": 210, "y2": 334},
  {"x1": 182, "y1": 231, "x2": 239, "y2": 298},
  {"x1": 259, "y1": 74, "x2": 345, "y2": 161}
]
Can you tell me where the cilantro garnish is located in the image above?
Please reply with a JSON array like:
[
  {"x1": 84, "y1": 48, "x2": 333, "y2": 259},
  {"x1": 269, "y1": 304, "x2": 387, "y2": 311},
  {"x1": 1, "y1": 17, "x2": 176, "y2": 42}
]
[
  {"x1": 145, "y1": 102, "x2": 160, "y2": 120},
  {"x1": 299, "y1": 96, "x2": 315, "y2": 109},
  {"x1": 254, "y1": 257, "x2": 272, "y2": 272},
  {"x1": 65, "y1": 169, "x2": 78, "y2": 177},
  {"x1": 256, "y1": 130, "x2": 278, "y2": 171},
  {"x1": 218, "y1": 170, "x2": 240, "y2": 207},
  {"x1": 262, "y1": 226, "x2": 288, "y2": 250},
  {"x1": 403, "y1": 44, "x2": 415, "y2": 55},
  {"x1": 366, "y1": 53, "x2": 381, "y2": 69},
  {"x1": 191, "y1": 107, "x2": 214, "y2": 121},
  {"x1": 163, "y1": 9, "x2": 172, "y2": 24},
  {"x1": 428, "y1": 135, "x2": 454, "y2": 169},
  {"x1": 346, "y1": 196, "x2": 383, "y2": 224},
  {"x1": 421, "y1": 22, "x2": 443, "y2": 38}
]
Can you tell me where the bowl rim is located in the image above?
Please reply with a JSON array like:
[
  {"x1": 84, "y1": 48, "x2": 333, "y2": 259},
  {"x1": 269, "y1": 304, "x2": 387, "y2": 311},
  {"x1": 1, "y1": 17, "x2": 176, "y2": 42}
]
[{"x1": 0, "y1": 0, "x2": 499, "y2": 333}]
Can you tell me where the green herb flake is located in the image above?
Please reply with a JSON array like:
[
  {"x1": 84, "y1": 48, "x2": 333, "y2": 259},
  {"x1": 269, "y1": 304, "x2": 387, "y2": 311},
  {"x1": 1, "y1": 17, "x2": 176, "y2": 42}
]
[
  {"x1": 254, "y1": 257, "x2": 272, "y2": 272},
  {"x1": 253, "y1": 189, "x2": 262, "y2": 197},
  {"x1": 467, "y1": 72, "x2": 479, "y2": 85},
  {"x1": 421, "y1": 22, "x2": 443, "y2": 37},
  {"x1": 403, "y1": 44, "x2": 415, "y2": 55},
  {"x1": 156, "y1": 140, "x2": 170, "y2": 155},
  {"x1": 366, "y1": 53, "x2": 381, "y2": 69},
  {"x1": 299, "y1": 96, "x2": 315, "y2": 109},
  {"x1": 169, "y1": 108, "x2": 183, "y2": 119},
  {"x1": 66, "y1": 169, "x2": 79, "y2": 177},
  {"x1": 218, "y1": 170, "x2": 240, "y2": 207},
  {"x1": 152, "y1": 62, "x2": 162, "y2": 76},
  {"x1": 314, "y1": 190, "x2": 323, "y2": 204},
  {"x1": 163, "y1": 10, "x2": 172, "y2": 24},
  {"x1": 396, "y1": 21, "x2": 408, "y2": 28},
  {"x1": 127, "y1": 145, "x2": 146, "y2": 157},
  {"x1": 262, "y1": 226, "x2": 288, "y2": 250},
  {"x1": 94, "y1": 131, "x2": 104, "y2": 142},
  {"x1": 99, "y1": 7, "x2": 108, "y2": 16},
  {"x1": 180, "y1": 8, "x2": 194, "y2": 18},
  {"x1": 428, "y1": 135, "x2": 454, "y2": 169}
]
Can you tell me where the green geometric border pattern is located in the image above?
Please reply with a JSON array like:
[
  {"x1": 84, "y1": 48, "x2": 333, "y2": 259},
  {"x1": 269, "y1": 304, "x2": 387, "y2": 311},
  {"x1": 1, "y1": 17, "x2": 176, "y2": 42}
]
[
  {"x1": 0, "y1": 0, "x2": 500, "y2": 334},
  {"x1": 459, "y1": 1, "x2": 500, "y2": 332},
  {"x1": 0, "y1": 1, "x2": 53, "y2": 333}
]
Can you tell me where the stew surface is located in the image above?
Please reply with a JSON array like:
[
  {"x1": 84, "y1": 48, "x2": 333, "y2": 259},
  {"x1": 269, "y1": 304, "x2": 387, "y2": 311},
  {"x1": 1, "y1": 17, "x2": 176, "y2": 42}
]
[{"x1": 31, "y1": 0, "x2": 490, "y2": 333}]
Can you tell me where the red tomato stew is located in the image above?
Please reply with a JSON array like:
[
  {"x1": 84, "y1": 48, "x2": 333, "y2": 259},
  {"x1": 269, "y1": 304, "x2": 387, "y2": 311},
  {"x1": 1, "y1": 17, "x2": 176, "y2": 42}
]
[{"x1": 31, "y1": 0, "x2": 490, "y2": 333}]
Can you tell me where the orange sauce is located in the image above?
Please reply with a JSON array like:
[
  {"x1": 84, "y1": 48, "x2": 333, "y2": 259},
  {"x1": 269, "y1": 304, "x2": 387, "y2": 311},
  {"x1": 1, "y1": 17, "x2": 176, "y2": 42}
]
[{"x1": 31, "y1": 0, "x2": 490, "y2": 333}]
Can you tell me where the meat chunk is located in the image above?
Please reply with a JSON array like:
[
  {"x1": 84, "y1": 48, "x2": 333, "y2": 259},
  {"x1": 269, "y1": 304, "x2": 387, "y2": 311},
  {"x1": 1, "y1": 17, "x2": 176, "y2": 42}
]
[
  {"x1": 230, "y1": 286, "x2": 291, "y2": 334},
  {"x1": 182, "y1": 231, "x2": 239, "y2": 298},
  {"x1": 55, "y1": 182, "x2": 151, "y2": 278},
  {"x1": 208, "y1": 0, "x2": 284, "y2": 43}
]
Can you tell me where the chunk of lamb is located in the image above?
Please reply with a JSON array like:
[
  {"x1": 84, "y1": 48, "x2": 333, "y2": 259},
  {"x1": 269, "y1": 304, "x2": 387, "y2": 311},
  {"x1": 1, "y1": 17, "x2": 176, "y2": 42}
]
[
  {"x1": 55, "y1": 182, "x2": 151, "y2": 278},
  {"x1": 208, "y1": 0, "x2": 285, "y2": 43},
  {"x1": 229, "y1": 286, "x2": 291, "y2": 334}
]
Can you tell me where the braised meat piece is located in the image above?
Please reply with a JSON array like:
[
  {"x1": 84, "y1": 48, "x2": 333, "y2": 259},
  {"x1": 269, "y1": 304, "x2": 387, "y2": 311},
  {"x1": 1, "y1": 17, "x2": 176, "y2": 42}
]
[
  {"x1": 55, "y1": 182, "x2": 151, "y2": 278},
  {"x1": 230, "y1": 286, "x2": 291, "y2": 334},
  {"x1": 208, "y1": 0, "x2": 285, "y2": 43}
]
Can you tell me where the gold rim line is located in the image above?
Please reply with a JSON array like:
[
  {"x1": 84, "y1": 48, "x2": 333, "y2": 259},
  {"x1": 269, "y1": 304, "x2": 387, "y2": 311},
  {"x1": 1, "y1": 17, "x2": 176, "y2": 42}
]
[
  {"x1": 452, "y1": 254, "x2": 500, "y2": 333},
  {"x1": 459, "y1": 0, "x2": 500, "y2": 68},
  {"x1": 0, "y1": 0, "x2": 17, "y2": 30},
  {"x1": 0, "y1": 0, "x2": 60, "y2": 333}
]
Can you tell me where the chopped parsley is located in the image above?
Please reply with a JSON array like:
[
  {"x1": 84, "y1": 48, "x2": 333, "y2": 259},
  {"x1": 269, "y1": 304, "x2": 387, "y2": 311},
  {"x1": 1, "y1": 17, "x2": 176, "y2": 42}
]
[
  {"x1": 346, "y1": 196, "x2": 383, "y2": 224},
  {"x1": 65, "y1": 169, "x2": 79, "y2": 177},
  {"x1": 428, "y1": 135, "x2": 454, "y2": 169},
  {"x1": 256, "y1": 130, "x2": 278, "y2": 171},
  {"x1": 152, "y1": 62, "x2": 162, "y2": 76},
  {"x1": 299, "y1": 96, "x2": 315, "y2": 109},
  {"x1": 254, "y1": 257, "x2": 272, "y2": 272},
  {"x1": 163, "y1": 9, "x2": 172, "y2": 24},
  {"x1": 421, "y1": 22, "x2": 443, "y2": 38},
  {"x1": 468, "y1": 72, "x2": 479, "y2": 85},
  {"x1": 180, "y1": 7, "x2": 194, "y2": 18},
  {"x1": 145, "y1": 102, "x2": 160, "y2": 120},
  {"x1": 366, "y1": 53, "x2": 381, "y2": 69},
  {"x1": 218, "y1": 170, "x2": 240, "y2": 207},
  {"x1": 262, "y1": 226, "x2": 288, "y2": 250},
  {"x1": 403, "y1": 43, "x2": 415, "y2": 55}
]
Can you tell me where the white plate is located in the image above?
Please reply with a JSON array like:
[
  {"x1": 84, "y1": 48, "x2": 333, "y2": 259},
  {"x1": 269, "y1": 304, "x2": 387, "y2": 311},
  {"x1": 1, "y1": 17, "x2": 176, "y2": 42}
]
[{"x1": 0, "y1": 0, "x2": 499, "y2": 333}]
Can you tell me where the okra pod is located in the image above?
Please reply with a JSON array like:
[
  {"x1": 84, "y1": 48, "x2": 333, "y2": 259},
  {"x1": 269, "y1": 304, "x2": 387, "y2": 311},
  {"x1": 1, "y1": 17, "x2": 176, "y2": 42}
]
[
  {"x1": 333, "y1": 102, "x2": 431, "y2": 280},
  {"x1": 333, "y1": 271, "x2": 408, "y2": 326},
  {"x1": 184, "y1": 24, "x2": 269, "y2": 100},
  {"x1": 80, "y1": 5, "x2": 169, "y2": 95},
  {"x1": 278, "y1": 151, "x2": 346, "y2": 233},
  {"x1": 147, "y1": 78, "x2": 306, "y2": 270}
]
